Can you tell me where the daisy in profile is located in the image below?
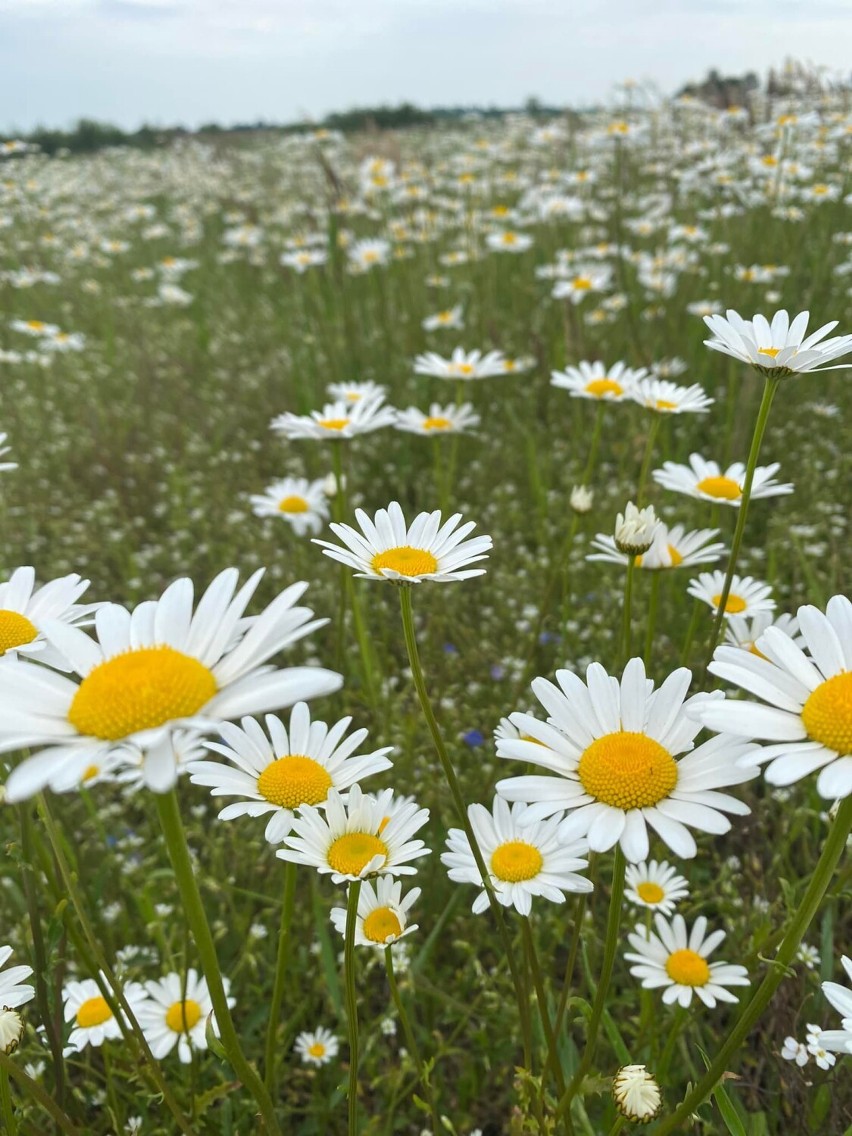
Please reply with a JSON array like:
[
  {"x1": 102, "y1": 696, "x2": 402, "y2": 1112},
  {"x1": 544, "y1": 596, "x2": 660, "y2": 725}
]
[
  {"x1": 588, "y1": 524, "x2": 725, "y2": 571},
  {"x1": 280, "y1": 249, "x2": 327, "y2": 273},
  {"x1": 652, "y1": 454, "x2": 793, "y2": 505},
  {"x1": 723, "y1": 612, "x2": 802, "y2": 655},
  {"x1": 551, "y1": 360, "x2": 648, "y2": 402},
  {"x1": 0, "y1": 566, "x2": 96, "y2": 666},
  {"x1": 271, "y1": 396, "x2": 397, "y2": 441},
  {"x1": 394, "y1": 403, "x2": 480, "y2": 436},
  {"x1": 552, "y1": 266, "x2": 612, "y2": 303},
  {"x1": 496, "y1": 657, "x2": 759, "y2": 861},
  {"x1": 442, "y1": 797, "x2": 592, "y2": 915},
  {"x1": 314, "y1": 502, "x2": 491, "y2": 584},
  {"x1": 485, "y1": 230, "x2": 533, "y2": 253},
  {"x1": 62, "y1": 974, "x2": 148, "y2": 1053},
  {"x1": 187, "y1": 704, "x2": 392, "y2": 843},
  {"x1": 0, "y1": 945, "x2": 34, "y2": 1008},
  {"x1": 697, "y1": 595, "x2": 852, "y2": 799},
  {"x1": 629, "y1": 377, "x2": 713, "y2": 415},
  {"x1": 276, "y1": 784, "x2": 430, "y2": 883},
  {"x1": 422, "y1": 305, "x2": 465, "y2": 331},
  {"x1": 327, "y1": 380, "x2": 387, "y2": 405},
  {"x1": 687, "y1": 571, "x2": 775, "y2": 619},
  {"x1": 0, "y1": 568, "x2": 342, "y2": 797},
  {"x1": 137, "y1": 970, "x2": 230, "y2": 1063},
  {"x1": 295, "y1": 1027, "x2": 339, "y2": 1066},
  {"x1": 330, "y1": 877, "x2": 420, "y2": 947},
  {"x1": 250, "y1": 477, "x2": 330, "y2": 536},
  {"x1": 625, "y1": 914, "x2": 750, "y2": 1007},
  {"x1": 703, "y1": 309, "x2": 852, "y2": 376},
  {"x1": 413, "y1": 347, "x2": 508, "y2": 380},
  {"x1": 820, "y1": 956, "x2": 852, "y2": 1055},
  {"x1": 347, "y1": 238, "x2": 390, "y2": 272},
  {"x1": 624, "y1": 860, "x2": 689, "y2": 916}
]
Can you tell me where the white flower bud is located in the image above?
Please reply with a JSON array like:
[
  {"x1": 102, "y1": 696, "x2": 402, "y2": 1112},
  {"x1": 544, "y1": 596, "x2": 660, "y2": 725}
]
[
  {"x1": 614, "y1": 502, "x2": 660, "y2": 555},
  {"x1": 0, "y1": 1008, "x2": 23, "y2": 1055},
  {"x1": 612, "y1": 1064, "x2": 662, "y2": 1121},
  {"x1": 570, "y1": 485, "x2": 594, "y2": 513}
]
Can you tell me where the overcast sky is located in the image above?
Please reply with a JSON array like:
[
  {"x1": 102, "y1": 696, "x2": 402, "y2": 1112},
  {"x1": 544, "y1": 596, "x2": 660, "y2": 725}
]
[{"x1": 2, "y1": 0, "x2": 851, "y2": 133}]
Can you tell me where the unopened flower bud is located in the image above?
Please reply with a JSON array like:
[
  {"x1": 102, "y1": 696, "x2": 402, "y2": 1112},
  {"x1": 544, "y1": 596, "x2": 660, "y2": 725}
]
[
  {"x1": 614, "y1": 502, "x2": 659, "y2": 555},
  {"x1": 0, "y1": 1008, "x2": 23, "y2": 1055},
  {"x1": 570, "y1": 485, "x2": 594, "y2": 513},
  {"x1": 612, "y1": 1064, "x2": 662, "y2": 1121}
]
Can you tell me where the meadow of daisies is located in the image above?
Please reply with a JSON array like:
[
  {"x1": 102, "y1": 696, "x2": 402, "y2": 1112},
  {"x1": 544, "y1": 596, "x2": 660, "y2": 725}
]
[{"x1": 0, "y1": 63, "x2": 851, "y2": 1135}]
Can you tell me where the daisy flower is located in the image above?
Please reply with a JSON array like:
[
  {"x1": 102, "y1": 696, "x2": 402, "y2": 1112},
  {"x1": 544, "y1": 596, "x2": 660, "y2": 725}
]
[
  {"x1": 624, "y1": 860, "x2": 689, "y2": 916},
  {"x1": 276, "y1": 784, "x2": 430, "y2": 883},
  {"x1": 62, "y1": 975, "x2": 148, "y2": 1053},
  {"x1": 687, "y1": 572, "x2": 775, "y2": 619},
  {"x1": 394, "y1": 402, "x2": 480, "y2": 436},
  {"x1": 329, "y1": 876, "x2": 420, "y2": 947},
  {"x1": 187, "y1": 704, "x2": 392, "y2": 843},
  {"x1": 413, "y1": 348, "x2": 508, "y2": 380},
  {"x1": 314, "y1": 501, "x2": 491, "y2": 584},
  {"x1": 723, "y1": 612, "x2": 802, "y2": 655},
  {"x1": 136, "y1": 970, "x2": 230, "y2": 1063},
  {"x1": 280, "y1": 249, "x2": 327, "y2": 273},
  {"x1": 625, "y1": 914, "x2": 750, "y2": 1007},
  {"x1": 295, "y1": 1026, "x2": 339, "y2": 1066},
  {"x1": 250, "y1": 477, "x2": 330, "y2": 536},
  {"x1": 551, "y1": 360, "x2": 648, "y2": 402},
  {"x1": 652, "y1": 453, "x2": 794, "y2": 505},
  {"x1": 270, "y1": 396, "x2": 396, "y2": 440},
  {"x1": 0, "y1": 946, "x2": 34, "y2": 1008},
  {"x1": 0, "y1": 566, "x2": 96, "y2": 666},
  {"x1": 485, "y1": 230, "x2": 533, "y2": 253},
  {"x1": 697, "y1": 595, "x2": 852, "y2": 799},
  {"x1": 820, "y1": 956, "x2": 852, "y2": 1055},
  {"x1": 326, "y1": 380, "x2": 387, "y2": 405},
  {"x1": 347, "y1": 238, "x2": 391, "y2": 272},
  {"x1": 0, "y1": 433, "x2": 16, "y2": 473},
  {"x1": 551, "y1": 266, "x2": 613, "y2": 303},
  {"x1": 496, "y1": 657, "x2": 759, "y2": 862},
  {"x1": 588, "y1": 524, "x2": 725, "y2": 571},
  {"x1": 442, "y1": 797, "x2": 592, "y2": 916},
  {"x1": 703, "y1": 309, "x2": 852, "y2": 376},
  {"x1": 629, "y1": 377, "x2": 713, "y2": 415},
  {"x1": 0, "y1": 568, "x2": 342, "y2": 798},
  {"x1": 422, "y1": 305, "x2": 465, "y2": 331},
  {"x1": 614, "y1": 502, "x2": 660, "y2": 556}
]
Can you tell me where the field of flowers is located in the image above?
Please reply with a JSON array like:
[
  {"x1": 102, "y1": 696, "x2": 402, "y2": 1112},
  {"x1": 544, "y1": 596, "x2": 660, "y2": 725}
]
[{"x1": 0, "y1": 65, "x2": 850, "y2": 1135}]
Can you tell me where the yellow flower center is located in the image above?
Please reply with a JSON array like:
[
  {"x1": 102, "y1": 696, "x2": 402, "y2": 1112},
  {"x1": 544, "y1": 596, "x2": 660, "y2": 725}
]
[
  {"x1": 665, "y1": 948, "x2": 710, "y2": 986},
  {"x1": 577, "y1": 731, "x2": 678, "y2": 809},
  {"x1": 456, "y1": 363, "x2": 475, "y2": 375},
  {"x1": 75, "y1": 996, "x2": 113, "y2": 1028},
  {"x1": 490, "y1": 840, "x2": 544, "y2": 882},
  {"x1": 327, "y1": 832, "x2": 388, "y2": 876},
  {"x1": 422, "y1": 416, "x2": 452, "y2": 431},
  {"x1": 812, "y1": 184, "x2": 829, "y2": 195},
  {"x1": 635, "y1": 544, "x2": 683, "y2": 569},
  {"x1": 572, "y1": 276, "x2": 593, "y2": 290},
  {"x1": 695, "y1": 475, "x2": 742, "y2": 501},
  {"x1": 608, "y1": 121, "x2": 629, "y2": 135},
  {"x1": 655, "y1": 399, "x2": 678, "y2": 410},
  {"x1": 0, "y1": 610, "x2": 38, "y2": 654},
  {"x1": 278, "y1": 495, "x2": 309, "y2": 513},
  {"x1": 26, "y1": 320, "x2": 46, "y2": 331},
  {"x1": 801, "y1": 673, "x2": 852, "y2": 755},
  {"x1": 501, "y1": 232, "x2": 518, "y2": 245},
  {"x1": 371, "y1": 546, "x2": 439, "y2": 577},
  {"x1": 165, "y1": 999, "x2": 202, "y2": 1033},
  {"x1": 318, "y1": 419, "x2": 349, "y2": 431},
  {"x1": 748, "y1": 642, "x2": 768, "y2": 660},
  {"x1": 68, "y1": 646, "x2": 217, "y2": 740},
  {"x1": 256, "y1": 755, "x2": 333, "y2": 809},
  {"x1": 362, "y1": 906, "x2": 403, "y2": 943},
  {"x1": 636, "y1": 882, "x2": 665, "y2": 905},
  {"x1": 308, "y1": 1042, "x2": 326, "y2": 1058},
  {"x1": 757, "y1": 346, "x2": 780, "y2": 358},
  {"x1": 712, "y1": 593, "x2": 747, "y2": 614},
  {"x1": 585, "y1": 378, "x2": 623, "y2": 398},
  {"x1": 82, "y1": 764, "x2": 100, "y2": 782}
]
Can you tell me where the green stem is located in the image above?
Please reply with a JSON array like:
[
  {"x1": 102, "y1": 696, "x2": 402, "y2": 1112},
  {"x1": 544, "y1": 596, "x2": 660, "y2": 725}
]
[
  {"x1": 653, "y1": 796, "x2": 852, "y2": 1135},
  {"x1": 522, "y1": 917, "x2": 567, "y2": 1097},
  {"x1": 643, "y1": 573, "x2": 661, "y2": 669},
  {"x1": 622, "y1": 559, "x2": 635, "y2": 664},
  {"x1": 699, "y1": 375, "x2": 779, "y2": 679},
  {"x1": 344, "y1": 880, "x2": 362, "y2": 1136},
  {"x1": 384, "y1": 947, "x2": 442, "y2": 1134},
  {"x1": 36, "y1": 797, "x2": 194, "y2": 1136},
  {"x1": 679, "y1": 599, "x2": 703, "y2": 668},
  {"x1": 154, "y1": 790, "x2": 282, "y2": 1136},
  {"x1": 398, "y1": 585, "x2": 532, "y2": 1067},
  {"x1": 264, "y1": 860, "x2": 297, "y2": 1092},
  {"x1": 636, "y1": 415, "x2": 661, "y2": 506},
  {"x1": 606, "y1": 1118, "x2": 626, "y2": 1136},
  {"x1": 0, "y1": 1051, "x2": 80, "y2": 1136},
  {"x1": 556, "y1": 848, "x2": 627, "y2": 1120},
  {"x1": 0, "y1": 1066, "x2": 17, "y2": 1136},
  {"x1": 553, "y1": 891, "x2": 588, "y2": 1040},
  {"x1": 582, "y1": 402, "x2": 605, "y2": 485}
]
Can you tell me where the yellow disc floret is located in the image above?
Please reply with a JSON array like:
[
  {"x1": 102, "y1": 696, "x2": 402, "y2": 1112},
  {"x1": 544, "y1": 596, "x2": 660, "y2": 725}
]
[
  {"x1": 327, "y1": 832, "x2": 388, "y2": 876},
  {"x1": 308, "y1": 1042, "x2": 326, "y2": 1058},
  {"x1": 712, "y1": 593, "x2": 747, "y2": 614},
  {"x1": 801, "y1": 672, "x2": 852, "y2": 755},
  {"x1": 256, "y1": 755, "x2": 333, "y2": 809},
  {"x1": 362, "y1": 906, "x2": 403, "y2": 943},
  {"x1": 585, "y1": 378, "x2": 623, "y2": 398},
  {"x1": 578, "y1": 731, "x2": 678, "y2": 809},
  {"x1": 665, "y1": 948, "x2": 710, "y2": 986},
  {"x1": 0, "y1": 610, "x2": 38, "y2": 654},
  {"x1": 278, "y1": 495, "x2": 309, "y2": 513},
  {"x1": 422, "y1": 417, "x2": 452, "y2": 431},
  {"x1": 318, "y1": 419, "x2": 349, "y2": 431},
  {"x1": 636, "y1": 882, "x2": 665, "y2": 905},
  {"x1": 75, "y1": 996, "x2": 113, "y2": 1028},
  {"x1": 371, "y1": 546, "x2": 439, "y2": 577},
  {"x1": 68, "y1": 646, "x2": 217, "y2": 740},
  {"x1": 166, "y1": 999, "x2": 202, "y2": 1033},
  {"x1": 491, "y1": 840, "x2": 544, "y2": 882},
  {"x1": 696, "y1": 476, "x2": 742, "y2": 501}
]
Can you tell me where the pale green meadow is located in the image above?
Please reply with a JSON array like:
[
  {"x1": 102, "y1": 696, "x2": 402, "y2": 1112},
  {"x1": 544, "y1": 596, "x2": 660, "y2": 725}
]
[{"x1": 0, "y1": 68, "x2": 851, "y2": 1136}]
